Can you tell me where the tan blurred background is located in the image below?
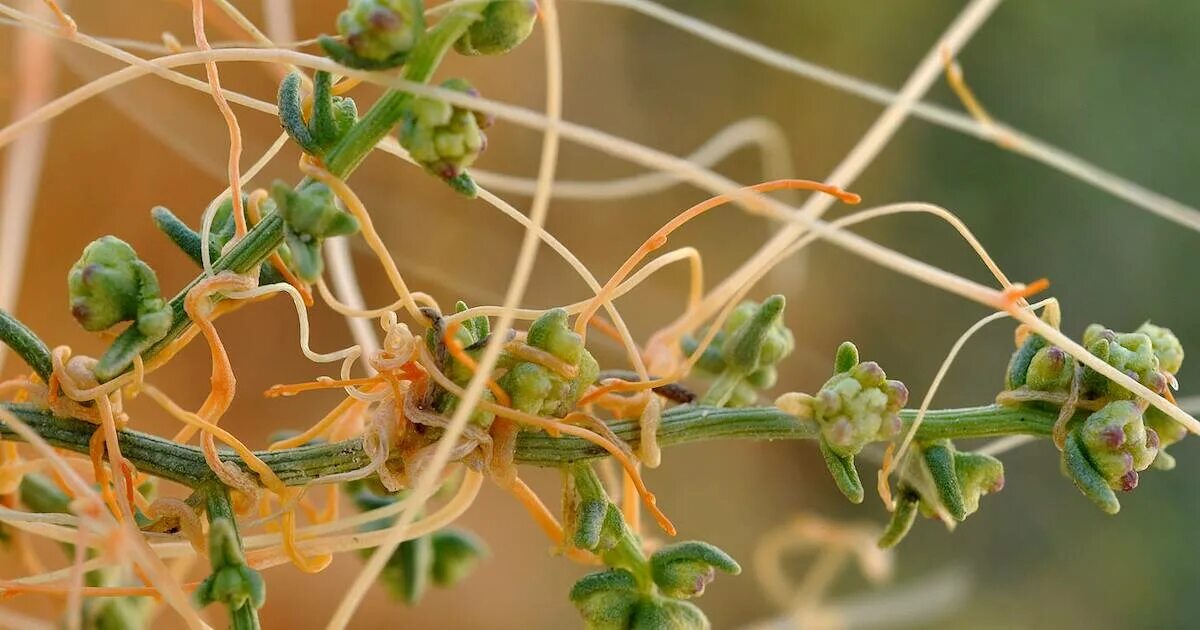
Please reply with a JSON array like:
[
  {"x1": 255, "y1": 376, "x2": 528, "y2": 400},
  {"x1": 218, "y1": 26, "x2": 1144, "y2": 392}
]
[{"x1": 3, "y1": 0, "x2": 1200, "y2": 628}]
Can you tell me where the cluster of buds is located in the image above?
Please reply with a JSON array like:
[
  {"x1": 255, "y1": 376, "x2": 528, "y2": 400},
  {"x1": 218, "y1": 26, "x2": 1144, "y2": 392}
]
[
  {"x1": 879, "y1": 441, "x2": 1005, "y2": 548},
  {"x1": 683, "y1": 295, "x2": 795, "y2": 407},
  {"x1": 497, "y1": 308, "x2": 599, "y2": 417},
  {"x1": 271, "y1": 181, "x2": 361, "y2": 283},
  {"x1": 1002, "y1": 309, "x2": 1185, "y2": 510},
  {"x1": 566, "y1": 464, "x2": 737, "y2": 629},
  {"x1": 68, "y1": 236, "x2": 172, "y2": 342},
  {"x1": 278, "y1": 71, "x2": 359, "y2": 158},
  {"x1": 352, "y1": 482, "x2": 488, "y2": 604},
  {"x1": 428, "y1": 305, "x2": 599, "y2": 427},
  {"x1": 194, "y1": 519, "x2": 266, "y2": 618},
  {"x1": 1063, "y1": 400, "x2": 1160, "y2": 514},
  {"x1": 570, "y1": 569, "x2": 712, "y2": 630},
  {"x1": 776, "y1": 341, "x2": 908, "y2": 503},
  {"x1": 1079, "y1": 324, "x2": 1168, "y2": 400},
  {"x1": 454, "y1": 1, "x2": 539, "y2": 56},
  {"x1": 399, "y1": 78, "x2": 491, "y2": 196},
  {"x1": 321, "y1": 0, "x2": 425, "y2": 69}
]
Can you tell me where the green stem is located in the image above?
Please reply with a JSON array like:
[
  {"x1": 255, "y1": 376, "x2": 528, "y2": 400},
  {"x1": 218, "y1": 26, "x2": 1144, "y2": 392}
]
[
  {"x1": 204, "y1": 484, "x2": 262, "y2": 630},
  {"x1": 0, "y1": 308, "x2": 52, "y2": 382},
  {"x1": 89, "y1": 4, "x2": 486, "y2": 382},
  {"x1": 323, "y1": 3, "x2": 486, "y2": 176},
  {"x1": 0, "y1": 402, "x2": 1057, "y2": 489},
  {"x1": 570, "y1": 463, "x2": 651, "y2": 586}
]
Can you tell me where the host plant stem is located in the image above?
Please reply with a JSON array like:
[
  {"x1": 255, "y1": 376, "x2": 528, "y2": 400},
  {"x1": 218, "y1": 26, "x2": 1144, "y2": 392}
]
[{"x1": 0, "y1": 402, "x2": 1055, "y2": 489}]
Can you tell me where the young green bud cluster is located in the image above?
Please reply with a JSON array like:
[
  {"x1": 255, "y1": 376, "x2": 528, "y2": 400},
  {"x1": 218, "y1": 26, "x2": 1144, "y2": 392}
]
[
  {"x1": 321, "y1": 0, "x2": 425, "y2": 69},
  {"x1": 68, "y1": 236, "x2": 172, "y2": 342},
  {"x1": 498, "y1": 308, "x2": 599, "y2": 417},
  {"x1": 427, "y1": 305, "x2": 598, "y2": 427},
  {"x1": 570, "y1": 569, "x2": 713, "y2": 630},
  {"x1": 1063, "y1": 400, "x2": 1160, "y2": 514},
  {"x1": 1002, "y1": 314, "x2": 1186, "y2": 500},
  {"x1": 195, "y1": 519, "x2": 266, "y2": 613},
  {"x1": 683, "y1": 295, "x2": 795, "y2": 407},
  {"x1": 777, "y1": 341, "x2": 907, "y2": 503},
  {"x1": 399, "y1": 78, "x2": 491, "y2": 196},
  {"x1": 454, "y1": 1, "x2": 539, "y2": 56},
  {"x1": 566, "y1": 464, "x2": 730, "y2": 629},
  {"x1": 272, "y1": 181, "x2": 360, "y2": 282},
  {"x1": 1079, "y1": 325, "x2": 1164, "y2": 400}
]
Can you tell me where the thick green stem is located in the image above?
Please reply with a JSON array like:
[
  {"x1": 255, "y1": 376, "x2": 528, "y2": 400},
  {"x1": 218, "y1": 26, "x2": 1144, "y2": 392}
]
[
  {"x1": 0, "y1": 308, "x2": 52, "y2": 382},
  {"x1": 0, "y1": 402, "x2": 1057, "y2": 489}
]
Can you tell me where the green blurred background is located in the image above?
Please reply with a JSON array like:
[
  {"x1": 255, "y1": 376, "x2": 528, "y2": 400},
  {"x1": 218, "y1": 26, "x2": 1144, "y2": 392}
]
[{"x1": 2, "y1": 0, "x2": 1199, "y2": 627}]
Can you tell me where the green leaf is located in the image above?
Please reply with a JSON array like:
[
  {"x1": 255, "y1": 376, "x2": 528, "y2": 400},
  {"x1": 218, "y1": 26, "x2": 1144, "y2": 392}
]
[{"x1": 818, "y1": 437, "x2": 863, "y2": 504}]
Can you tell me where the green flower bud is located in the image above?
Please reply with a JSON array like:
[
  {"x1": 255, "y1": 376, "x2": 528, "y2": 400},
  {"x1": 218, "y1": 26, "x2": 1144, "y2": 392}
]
[
  {"x1": 784, "y1": 356, "x2": 908, "y2": 459},
  {"x1": 689, "y1": 297, "x2": 794, "y2": 406},
  {"x1": 278, "y1": 71, "x2": 359, "y2": 157},
  {"x1": 720, "y1": 295, "x2": 793, "y2": 374},
  {"x1": 430, "y1": 528, "x2": 489, "y2": 587},
  {"x1": 1136, "y1": 321, "x2": 1183, "y2": 375},
  {"x1": 1005, "y1": 332, "x2": 1048, "y2": 391},
  {"x1": 321, "y1": 0, "x2": 425, "y2": 70},
  {"x1": 649, "y1": 541, "x2": 740, "y2": 600},
  {"x1": 501, "y1": 361, "x2": 555, "y2": 414},
  {"x1": 1063, "y1": 400, "x2": 1160, "y2": 514},
  {"x1": 204, "y1": 565, "x2": 266, "y2": 611},
  {"x1": 569, "y1": 569, "x2": 640, "y2": 630},
  {"x1": 273, "y1": 181, "x2": 360, "y2": 283},
  {"x1": 1025, "y1": 346, "x2": 1075, "y2": 392},
  {"x1": 1078, "y1": 400, "x2": 1159, "y2": 491},
  {"x1": 454, "y1": 0, "x2": 539, "y2": 56},
  {"x1": 399, "y1": 78, "x2": 488, "y2": 196},
  {"x1": 497, "y1": 309, "x2": 599, "y2": 418},
  {"x1": 630, "y1": 597, "x2": 710, "y2": 630},
  {"x1": 1080, "y1": 326, "x2": 1161, "y2": 400},
  {"x1": 527, "y1": 308, "x2": 583, "y2": 365},
  {"x1": 777, "y1": 343, "x2": 906, "y2": 504},
  {"x1": 68, "y1": 236, "x2": 172, "y2": 341}
]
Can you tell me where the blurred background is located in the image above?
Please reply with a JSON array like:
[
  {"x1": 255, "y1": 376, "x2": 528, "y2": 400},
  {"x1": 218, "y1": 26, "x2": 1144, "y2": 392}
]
[{"x1": 2, "y1": 0, "x2": 1200, "y2": 627}]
